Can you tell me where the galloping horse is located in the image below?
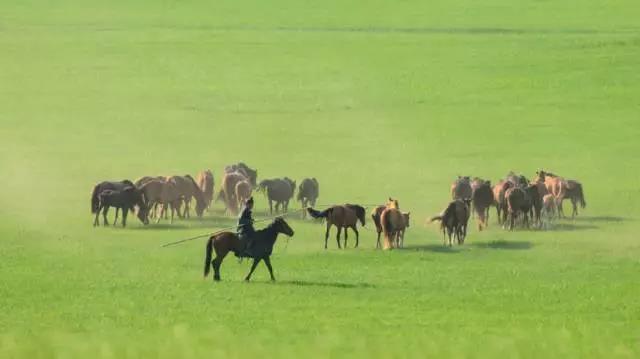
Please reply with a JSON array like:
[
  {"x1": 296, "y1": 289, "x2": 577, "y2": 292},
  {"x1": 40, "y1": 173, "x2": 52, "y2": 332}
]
[
  {"x1": 203, "y1": 217, "x2": 294, "y2": 282},
  {"x1": 307, "y1": 204, "x2": 366, "y2": 249}
]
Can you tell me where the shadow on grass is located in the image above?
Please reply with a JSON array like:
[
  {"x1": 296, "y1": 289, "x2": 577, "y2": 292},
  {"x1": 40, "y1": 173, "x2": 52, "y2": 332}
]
[
  {"x1": 279, "y1": 280, "x2": 375, "y2": 289},
  {"x1": 472, "y1": 240, "x2": 533, "y2": 250},
  {"x1": 572, "y1": 216, "x2": 627, "y2": 223},
  {"x1": 552, "y1": 223, "x2": 599, "y2": 232},
  {"x1": 404, "y1": 244, "x2": 462, "y2": 254}
]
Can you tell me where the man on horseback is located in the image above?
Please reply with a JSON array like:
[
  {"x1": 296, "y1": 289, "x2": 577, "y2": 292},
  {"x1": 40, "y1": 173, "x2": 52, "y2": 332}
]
[{"x1": 237, "y1": 196, "x2": 256, "y2": 257}]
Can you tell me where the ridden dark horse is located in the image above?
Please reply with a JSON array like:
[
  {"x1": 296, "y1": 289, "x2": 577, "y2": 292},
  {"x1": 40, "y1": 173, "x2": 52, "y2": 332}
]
[{"x1": 203, "y1": 217, "x2": 294, "y2": 282}]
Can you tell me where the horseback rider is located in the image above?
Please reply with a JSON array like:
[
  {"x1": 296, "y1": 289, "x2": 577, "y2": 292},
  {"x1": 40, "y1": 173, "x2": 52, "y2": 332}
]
[{"x1": 237, "y1": 196, "x2": 256, "y2": 257}]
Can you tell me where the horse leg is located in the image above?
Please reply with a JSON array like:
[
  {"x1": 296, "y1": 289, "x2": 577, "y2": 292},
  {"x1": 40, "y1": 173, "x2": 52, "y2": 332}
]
[
  {"x1": 113, "y1": 208, "x2": 119, "y2": 226},
  {"x1": 269, "y1": 199, "x2": 273, "y2": 215},
  {"x1": 122, "y1": 208, "x2": 128, "y2": 227},
  {"x1": 324, "y1": 223, "x2": 330, "y2": 249},
  {"x1": 245, "y1": 258, "x2": 262, "y2": 282},
  {"x1": 344, "y1": 227, "x2": 348, "y2": 248},
  {"x1": 376, "y1": 231, "x2": 381, "y2": 249},
  {"x1": 94, "y1": 205, "x2": 102, "y2": 226},
  {"x1": 212, "y1": 250, "x2": 228, "y2": 281},
  {"x1": 263, "y1": 256, "x2": 276, "y2": 281},
  {"x1": 571, "y1": 198, "x2": 578, "y2": 218},
  {"x1": 352, "y1": 226, "x2": 359, "y2": 248},
  {"x1": 102, "y1": 206, "x2": 110, "y2": 226},
  {"x1": 336, "y1": 227, "x2": 342, "y2": 249}
]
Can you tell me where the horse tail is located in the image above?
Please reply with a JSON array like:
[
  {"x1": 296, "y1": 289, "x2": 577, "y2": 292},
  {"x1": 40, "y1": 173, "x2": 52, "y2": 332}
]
[
  {"x1": 307, "y1": 207, "x2": 331, "y2": 219},
  {"x1": 429, "y1": 215, "x2": 443, "y2": 223},
  {"x1": 91, "y1": 184, "x2": 100, "y2": 214},
  {"x1": 203, "y1": 237, "x2": 214, "y2": 278},
  {"x1": 576, "y1": 183, "x2": 586, "y2": 208}
]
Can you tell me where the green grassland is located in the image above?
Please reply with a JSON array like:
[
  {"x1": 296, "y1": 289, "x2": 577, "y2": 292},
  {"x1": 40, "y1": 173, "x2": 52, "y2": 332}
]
[{"x1": 1, "y1": 1, "x2": 640, "y2": 357}]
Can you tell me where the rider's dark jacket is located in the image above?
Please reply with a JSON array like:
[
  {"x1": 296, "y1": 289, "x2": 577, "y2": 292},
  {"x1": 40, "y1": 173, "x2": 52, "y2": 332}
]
[{"x1": 237, "y1": 206, "x2": 255, "y2": 240}]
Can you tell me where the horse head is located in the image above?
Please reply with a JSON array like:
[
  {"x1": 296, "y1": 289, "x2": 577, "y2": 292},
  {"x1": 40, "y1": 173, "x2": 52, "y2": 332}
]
[{"x1": 274, "y1": 217, "x2": 294, "y2": 237}]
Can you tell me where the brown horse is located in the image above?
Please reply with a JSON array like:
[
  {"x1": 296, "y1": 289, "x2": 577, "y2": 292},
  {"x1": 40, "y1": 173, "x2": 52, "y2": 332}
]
[
  {"x1": 505, "y1": 187, "x2": 529, "y2": 230},
  {"x1": 235, "y1": 180, "x2": 252, "y2": 209},
  {"x1": 560, "y1": 180, "x2": 586, "y2": 218},
  {"x1": 196, "y1": 170, "x2": 214, "y2": 210},
  {"x1": 203, "y1": 217, "x2": 294, "y2": 282},
  {"x1": 451, "y1": 176, "x2": 472, "y2": 200},
  {"x1": 541, "y1": 194, "x2": 557, "y2": 229},
  {"x1": 307, "y1": 204, "x2": 366, "y2": 249},
  {"x1": 167, "y1": 175, "x2": 207, "y2": 219},
  {"x1": 224, "y1": 162, "x2": 258, "y2": 187},
  {"x1": 493, "y1": 180, "x2": 512, "y2": 225},
  {"x1": 471, "y1": 179, "x2": 493, "y2": 231},
  {"x1": 430, "y1": 199, "x2": 471, "y2": 246},
  {"x1": 139, "y1": 179, "x2": 182, "y2": 224},
  {"x1": 258, "y1": 178, "x2": 295, "y2": 214},
  {"x1": 297, "y1": 178, "x2": 319, "y2": 218},
  {"x1": 371, "y1": 198, "x2": 399, "y2": 249},
  {"x1": 381, "y1": 199, "x2": 404, "y2": 250},
  {"x1": 398, "y1": 212, "x2": 411, "y2": 248},
  {"x1": 91, "y1": 180, "x2": 141, "y2": 225}
]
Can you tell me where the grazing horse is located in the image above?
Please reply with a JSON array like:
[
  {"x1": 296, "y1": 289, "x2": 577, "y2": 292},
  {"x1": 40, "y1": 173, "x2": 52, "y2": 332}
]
[
  {"x1": 196, "y1": 170, "x2": 214, "y2": 210},
  {"x1": 258, "y1": 178, "x2": 295, "y2": 214},
  {"x1": 224, "y1": 162, "x2": 258, "y2": 187},
  {"x1": 139, "y1": 179, "x2": 182, "y2": 224},
  {"x1": 451, "y1": 176, "x2": 472, "y2": 200},
  {"x1": 307, "y1": 204, "x2": 366, "y2": 249},
  {"x1": 297, "y1": 178, "x2": 319, "y2": 218},
  {"x1": 167, "y1": 175, "x2": 207, "y2": 219},
  {"x1": 218, "y1": 171, "x2": 247, "y2": 215},
  {"x1": 235, "y1": 180, "x2": 252, "y2": 209},
  {"x1": 430, "y1": 199, "x2": 471, "y2": 246},
  {"x1": 471, "y1": 179, "x2": 493, "y2": 230},
  {"x1": 91, "y1": 180, "x2": 138, "y2": 225},
  {"x1": 203, "y1": 217, "x2": 294, "y2": 282},
  {"x1": 93, "y1": 187, "x2": 148, "y2": 227}
]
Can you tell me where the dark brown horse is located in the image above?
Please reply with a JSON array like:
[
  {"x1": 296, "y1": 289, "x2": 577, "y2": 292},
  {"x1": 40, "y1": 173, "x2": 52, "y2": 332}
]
[
  {"x1": 307, "y1": 204, "x2": 366, "y2": 249},
  {"x1": 560, "y1": 180, "x2": 586, "y2": 218},
  {"x1": 91, "y1": 180, "x2": 140, "y2": 225},
  {"x1": 203, "y1": 217, "x2": 294, "y2": 282},
  {"x1": 471, "y1": 179, "x2": 493, "y2": 230},
  {"x1": 93, "y1": 187, "x2": 148, "y2": 227},
  {"x1": 297, "y1": 178, "x2": 319, "y2": 218},
  {"x1": 430, "y1": 199, "x2": 471, "y2": 246},
  {"x1": 451, "y1": 176, "x2": 472, "y2": 200}
]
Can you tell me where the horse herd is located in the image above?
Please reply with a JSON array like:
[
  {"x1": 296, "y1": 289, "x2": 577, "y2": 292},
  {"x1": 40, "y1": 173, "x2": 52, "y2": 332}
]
[
  {"x1": 429, "y1": 170, "x2": 587, "y2": 246},
  {"x1": 90, "y1": 162, "x2": 320, "y2": 227},
  {"x1": 90, "y1": 164, "x2": 586, "y2": 249}
]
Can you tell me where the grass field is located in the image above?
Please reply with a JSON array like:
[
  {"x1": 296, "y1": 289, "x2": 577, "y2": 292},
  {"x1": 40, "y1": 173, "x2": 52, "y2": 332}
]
[{"x1": 1, "y1": 1, "x2": 640, "y2": 357}]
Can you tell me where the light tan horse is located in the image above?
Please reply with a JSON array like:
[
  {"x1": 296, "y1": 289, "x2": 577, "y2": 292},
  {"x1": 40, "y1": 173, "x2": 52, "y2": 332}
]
[
  {"x1": 541, "y1": 194, "x2": 557, "y2": 229},
  {"x1": 381, "y1": 199, "x2": 405, "y2": 250},
  {"x1": 218, "y1": 171, "x2": 247, "y2": 215},
  {"x1": 139, "y1": 179, "x2": 182, "y2": 224},
  {"x1": 167, "y1": 175, "x2": 207, "y2": 219},
  {"x1": 235, "y1": 180, "x2": 252, "y2": 210},
  {"x1": 371, "y1": 198, "x2": 400, "y2": 249},
  {"x1": 196, "y1": 170, "x2": 214, "y2": 210}
]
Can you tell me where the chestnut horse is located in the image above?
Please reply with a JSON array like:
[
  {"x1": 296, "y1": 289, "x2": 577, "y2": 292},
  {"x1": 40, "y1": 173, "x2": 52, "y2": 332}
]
[
  {"x1": 307, "y1": 204, "x2": 366, "y2": 249},
  {"x1": 371, "y1": 198, "x2": 399, "y2": 249},
  {"x1": 203, "y1": 217, "x2": 294, "y2": 282}
]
